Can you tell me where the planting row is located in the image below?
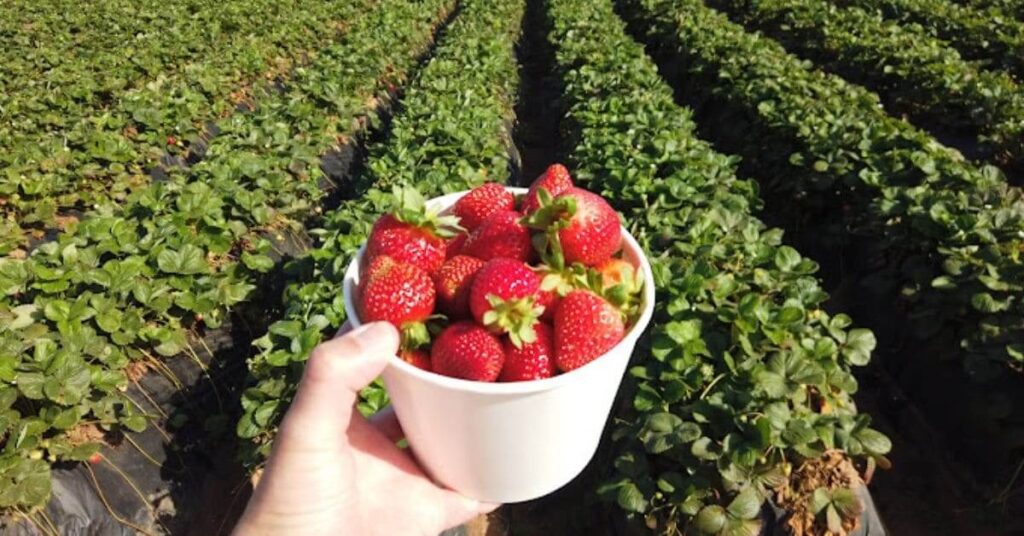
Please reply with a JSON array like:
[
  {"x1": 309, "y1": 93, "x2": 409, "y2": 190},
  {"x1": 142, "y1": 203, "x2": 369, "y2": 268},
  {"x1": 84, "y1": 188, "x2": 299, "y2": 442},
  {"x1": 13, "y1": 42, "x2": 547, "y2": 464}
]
[
  {"x1": 625, "y1": 0, "x2": 1024, "y2": 382},
  {"x1": 707, "y1": 0, "x2": 1024, "y2": 172},
  {"x1": 0, "y1": 0, "x2": 375, "y2": 255},
  {"x1": 0, "y1": 0, "x2": 453, "y2": 511},
  {"x1": 547, "y1": 0, "x2": 888, "y2": 532},
  {"x1": 620, "y1": 0, "x2": 1024, "y2": 476},
  {"x1": 962, "y1": 0, "x2": 1024, "y2": 19},
  {"x1": 237, "y1": 0, "x2": 525, "y2": 464},
  {"x1": 835, "y1": 0, "x2": 1024, "y2": 81}
]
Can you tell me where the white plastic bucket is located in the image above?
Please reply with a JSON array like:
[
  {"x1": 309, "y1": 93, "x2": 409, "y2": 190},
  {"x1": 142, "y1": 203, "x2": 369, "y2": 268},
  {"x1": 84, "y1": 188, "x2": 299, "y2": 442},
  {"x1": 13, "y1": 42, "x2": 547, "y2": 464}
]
[{"x1": 343, "y1": 187, "x2": 655, "y2": 503}]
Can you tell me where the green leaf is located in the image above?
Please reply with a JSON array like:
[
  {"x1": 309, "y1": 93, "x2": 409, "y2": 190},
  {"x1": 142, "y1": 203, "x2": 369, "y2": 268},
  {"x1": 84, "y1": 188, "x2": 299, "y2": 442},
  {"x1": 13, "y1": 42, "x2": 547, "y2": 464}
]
[
  {"x1": 242, "y1": 252, "x2": 275, "y2": 272},
  {"x1": 157, "y1": 245, "x2": 208, "y2": 275},
  {"x1": 774, "y1": 246, "x2": 801, "y2": 271},
  {"x1": 856, "y1": 428, "x2": 892, "y2": 455},
  {"x1": 810, "y1": 487, "x2": 832, "y2": 514},
  {"x1": 842, "y1": 328, "x2": 876, "y2": 366},
  {"x1": 616, "y1": 481, "x2": 648, "y2": 513},
  {"x1": 727, "y1": 487, "x2": 762, "y2": 520},
  {"x1": 694, "y1": 505, "x2": 727, "y2": 534}
]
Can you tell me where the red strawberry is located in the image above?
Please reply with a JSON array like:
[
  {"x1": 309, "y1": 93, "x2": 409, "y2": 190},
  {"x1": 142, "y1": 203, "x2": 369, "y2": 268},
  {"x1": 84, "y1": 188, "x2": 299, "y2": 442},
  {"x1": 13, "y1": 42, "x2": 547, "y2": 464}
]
[
  {"x1": 535, "y1": 288, "x2": 559, "y2": 322},
  {"x1": 367, "y1": 214, "x2": 447, "y2": 274},
  {"x1": 522, "y1": 164, "x2": 574, "y2": 214},
  {"x1": 431, "y1": 321, "x2": 505, "y2": 381},
  {"x1": 88, "y1": 453, "x2": 103, "y2": 465},
  {"x1": 525, "y1": 188, "x2": 621, "y2": 267},
  {"x1": 500, "y1": 323, "x2": 556, "y2": 382},
  {"x1": 167, "y1": 136, "x2": 178, "y2": 146},
  {"x1": 432, "y1": 255, "x2": 485, "y2": 319},
  {"x1": 366, "y1": 187, "x2": 461, "y2": 274},
  {"x1": 554, "y1": 290, "x2": 625, "y2": 372},
  {"x1": 445, "y1": 232, "x2": 468, "y2": 259},
  {"x1": 470, "y1": 258, "x2": 542, "y2": 346},
  {"x1": 399, "y1": 348, "x2": 432, "y2": 371},
  {"x1": 461, "y1": 210, "x2": 533, "y2": 262},
  {"x1": 358, "y1": 256, "x2": 435, "y2": 344},
  {"x1": 452, "y1": 183, "x2": 515, "y2": 232}
]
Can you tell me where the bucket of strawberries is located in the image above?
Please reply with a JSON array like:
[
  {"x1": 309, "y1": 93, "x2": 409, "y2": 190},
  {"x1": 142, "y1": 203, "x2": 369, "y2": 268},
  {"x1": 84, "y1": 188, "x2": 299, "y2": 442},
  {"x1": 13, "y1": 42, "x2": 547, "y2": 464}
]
[{"x1": 342, "y1": 164, "x2": 655, "y2": 503}]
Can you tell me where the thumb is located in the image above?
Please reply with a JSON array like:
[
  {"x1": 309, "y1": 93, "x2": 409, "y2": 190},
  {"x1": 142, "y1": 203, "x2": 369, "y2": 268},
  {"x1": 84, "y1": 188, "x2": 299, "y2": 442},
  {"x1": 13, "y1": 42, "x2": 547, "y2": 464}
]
[{"x1": 279, "y1": 321, "x2": 399, "y2": 447}]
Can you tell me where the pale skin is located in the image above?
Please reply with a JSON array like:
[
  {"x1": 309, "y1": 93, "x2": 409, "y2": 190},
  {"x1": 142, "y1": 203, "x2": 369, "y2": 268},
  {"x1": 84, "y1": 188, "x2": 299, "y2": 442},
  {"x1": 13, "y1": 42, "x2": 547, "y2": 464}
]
[{"x1": 233, "y1": 321, "x2": 496, "y2": 536}]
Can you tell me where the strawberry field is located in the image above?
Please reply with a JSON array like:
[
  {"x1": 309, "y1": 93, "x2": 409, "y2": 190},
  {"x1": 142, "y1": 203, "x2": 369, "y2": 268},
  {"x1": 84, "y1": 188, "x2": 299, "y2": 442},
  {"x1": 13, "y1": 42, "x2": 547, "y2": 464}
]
[{"x1": 1, "y1": 0, "x2": 1023, "y2": 534}]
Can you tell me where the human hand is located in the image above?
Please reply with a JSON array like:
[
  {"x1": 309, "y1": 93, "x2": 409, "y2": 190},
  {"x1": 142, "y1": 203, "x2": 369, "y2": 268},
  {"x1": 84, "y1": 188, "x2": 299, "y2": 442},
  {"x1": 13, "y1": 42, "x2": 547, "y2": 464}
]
[{"x1": 233, "y1": 321, "x2": 497, "y2": 536}]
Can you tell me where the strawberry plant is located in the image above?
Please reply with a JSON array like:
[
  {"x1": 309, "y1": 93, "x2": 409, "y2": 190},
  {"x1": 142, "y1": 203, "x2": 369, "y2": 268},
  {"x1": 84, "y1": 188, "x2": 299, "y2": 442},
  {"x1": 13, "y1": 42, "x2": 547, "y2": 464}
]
[
  {"x1": 705, "y1": 0, "x2": 1024, "y2": 171},
  {"x1": 0, "y1": 0, "x2": 376, "y2": 255},
  {"x1": 964, "y1": 0, "x2": 1024, "y2": 19},
  {"x1": 547, "y1": 0, "x2": 889, "y2": 532},
  {"x1": 834, "y1": 0, "x2": 1024, "y2": 82},
  {"x1": 237, "y1": 0, "x2": 526, "y2": 464},
  {"x1": 0, "y1": 0, "x2": 454, "y2": 512},
  {"x1": 624, "y1": 0, "x2": 1024, "y2": 492}
]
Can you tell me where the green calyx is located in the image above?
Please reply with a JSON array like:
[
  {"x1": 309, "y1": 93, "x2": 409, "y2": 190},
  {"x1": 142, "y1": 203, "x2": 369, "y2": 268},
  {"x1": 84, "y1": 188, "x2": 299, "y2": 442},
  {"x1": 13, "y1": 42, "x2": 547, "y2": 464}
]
[
  {"x1": 481, "y1": 293, "x2": 544, "y2": 349},
  {"x1": 390, "y1": 185, "x2": 463, "y2": 238},
  {"x1": 580, "y1": 263, "x2": 645, "y2": 326},
  {"x1": 522, "y1": 188, "x2": 576, "y2": 270},
  {"x1": 400, "y1": 321, "x2": 431, "y2": 350}
]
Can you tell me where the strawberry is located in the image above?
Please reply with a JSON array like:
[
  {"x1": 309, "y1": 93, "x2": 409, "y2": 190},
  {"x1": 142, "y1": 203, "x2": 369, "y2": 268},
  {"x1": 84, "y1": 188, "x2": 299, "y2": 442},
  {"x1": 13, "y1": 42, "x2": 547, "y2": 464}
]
[
  {"x1": 445, "y1": 232, "x2": 468, "y2": 259},
  {"x1": 500, "y1": 323, "x2": 556, "y2": 382},
  {"x1": 431, "y1": 321, "x2": 505, "y2": 381},
  {"x1": 524, "y1": 187, "x2": 621, "y2": 267},
  {"x1": 461, "y1": 210, "x2": 533, "y2": 262},
  {"x1": 358, "y1": 256, "x2": 435, "y2": 345},
  {"x1": 88, "y1": 453, "x2": 103, "y2": 465},
  {"x1": 522, "y1": 163, "x2": 574, "y2": 214},
  {"x1": 366, "y1": 187, "x2": 461, "y2": 274},
  {"x1": 399, "y1": 349, "x2": 432, "y2": 371},
  {"x1": 432, "y1": 255, "x2": 485, "y2": 319},
  {"x1": 470, "y1": 258, "x2": 543, "y2": 346},
  {"x1": 534, "y1": 264, "x2": 584, "y2": 322},
  {"x1": 452, "y1": 183, "x2": 515, "y2": 232},
  {"x1": 595, "y1": 258, "x2": 635, "y2": 289},
  {"x1": 591, "y1": 257, "x2": 644, "y2": 322},
  {"x1": 554, "y1": 289, "x2": 625, "y2": 372},
  {"x1": 535, "y1": 288, "x2": 559, "y2": 322}
]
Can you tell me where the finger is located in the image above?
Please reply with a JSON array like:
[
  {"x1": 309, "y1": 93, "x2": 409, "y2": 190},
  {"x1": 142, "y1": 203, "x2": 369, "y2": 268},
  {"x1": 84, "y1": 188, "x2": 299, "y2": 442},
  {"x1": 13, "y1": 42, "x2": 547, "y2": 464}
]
[
  {"x1": 368, "y1": 406, "x2": 405, "y2": 444},
  {"x1": 334, "y1": 320, "x2": 353, "y2": 338},
  {"x1": 279, "y1": 322, "x2": 399, "y2": 446},
  {"x1": 437, "y1": 489, "x2": 501, "y2": 530}
]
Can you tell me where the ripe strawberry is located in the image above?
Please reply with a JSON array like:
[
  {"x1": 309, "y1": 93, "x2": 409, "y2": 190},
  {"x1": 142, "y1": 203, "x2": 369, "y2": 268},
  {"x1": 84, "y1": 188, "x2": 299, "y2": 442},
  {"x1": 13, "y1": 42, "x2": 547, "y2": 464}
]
[
  {"x1": 522, "y1": 163, "x2": 574, "y2": 214},
  {"x1": 431, "y1": 321, "x2": 505, "y2": 381},
  {"x1": 167, "y1": 136, "x2": 178, "y2": 146},
  {"x1": 470, "y1": 258, "x2": 543, "y2": 346},
  {"x1": 88, "y1": 453, "x2": 103, "y2": 465},
  {"x1": 366, "y1": 187, "x2": 461, "y2": 274},
  {"x1": 500, "y1": 323, "x2": 556, "y2": 382},
  {"x1": 535, "y1": 288, "x2": 559, "y2": 322},
  {"x1": 461, "y1": 210, "x2": 533, "y2": 262},
  {"x1": 432, "y1": 255, "x2": 485, "y2": 319},
  {"x1": 525, "y1": 187, "x2": 621, "y2": 267},
  {"x1": 445, "y1": 232, "x2": 468, "y2": 259},
  {"x1": 399, "y1": 349, "x2": 432, "y2": 371},
  {"x1": 358, "y1": 256, "x2": 435, "y2": 343},
  {"x1": 554, "y1": 289, "x2": 625, "y2": 372},
  {"x1": 452, "y1": 183, "x2": 515, "y2": 232}
]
